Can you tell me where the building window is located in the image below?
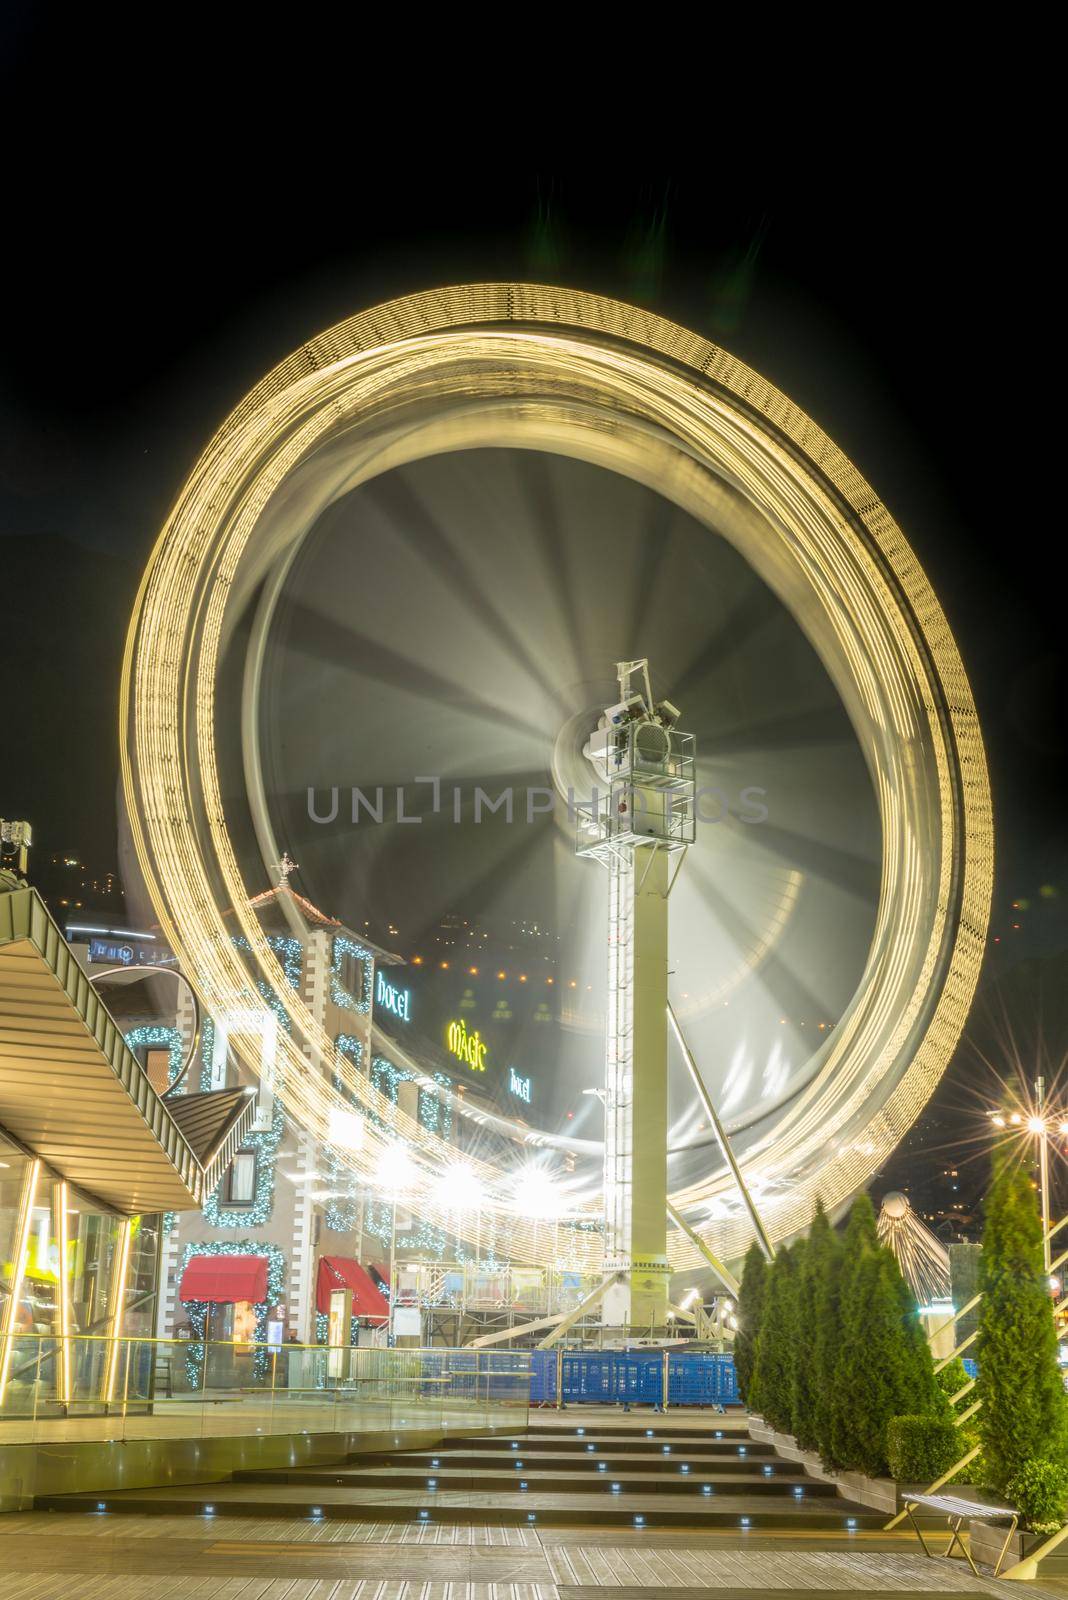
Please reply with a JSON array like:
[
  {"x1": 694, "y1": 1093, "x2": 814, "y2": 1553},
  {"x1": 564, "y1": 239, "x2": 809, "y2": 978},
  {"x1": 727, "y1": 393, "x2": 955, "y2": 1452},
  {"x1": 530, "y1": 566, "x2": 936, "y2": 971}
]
[
  {"x1": 227, "y1": 1151, "x2": 257, "y2": 1204},
  {"x1": 145, "y1": 1048, "x2": 172, "y2": 1096},
  {"x1": 335, "y1": 945, "x2": 367, "y2": 1007}
]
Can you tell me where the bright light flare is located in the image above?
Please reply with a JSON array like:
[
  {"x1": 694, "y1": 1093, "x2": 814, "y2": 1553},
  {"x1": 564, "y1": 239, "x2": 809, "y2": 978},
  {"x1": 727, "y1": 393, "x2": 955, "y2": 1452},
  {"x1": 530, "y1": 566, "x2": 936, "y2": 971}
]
[
  {"x1": 375, "y1": 1143, "x2": 416, "y2": 1194},
  {"x1": 328, "y1": 1107, "x2": 365, "y2": 1150},
  {"x1": 436, "y1": 1162, "x2": 484, "y2": 1210},
  {"x1": 513, "y1": 1166, "x2": 562, "y2": 1218},
  {"x1": 1028, "y1": 1116, "x2": 1047, "y2": 1135}
]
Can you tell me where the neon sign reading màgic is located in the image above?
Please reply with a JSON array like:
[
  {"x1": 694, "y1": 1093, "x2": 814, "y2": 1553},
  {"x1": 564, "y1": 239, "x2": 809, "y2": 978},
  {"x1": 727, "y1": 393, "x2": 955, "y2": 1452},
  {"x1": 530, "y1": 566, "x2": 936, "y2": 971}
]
[{"x1": 446, "y1": 1018, "x2": 487, "y2": 1072}]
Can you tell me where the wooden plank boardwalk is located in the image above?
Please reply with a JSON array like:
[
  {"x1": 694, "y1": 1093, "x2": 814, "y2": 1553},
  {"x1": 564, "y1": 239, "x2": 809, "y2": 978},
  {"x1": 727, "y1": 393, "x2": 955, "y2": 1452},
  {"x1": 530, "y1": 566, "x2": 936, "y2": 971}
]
[{"x1": 1, "y1": 1514, "x2": 1065, "y2": 1598}]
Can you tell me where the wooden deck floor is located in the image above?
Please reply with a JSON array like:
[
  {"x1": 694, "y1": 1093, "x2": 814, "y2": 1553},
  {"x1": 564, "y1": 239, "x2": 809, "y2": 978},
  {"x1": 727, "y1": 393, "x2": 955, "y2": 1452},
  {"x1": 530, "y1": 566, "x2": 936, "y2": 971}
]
[{"x1": 1, "y1": 1510, "x2": 1064, "y2": 1598}]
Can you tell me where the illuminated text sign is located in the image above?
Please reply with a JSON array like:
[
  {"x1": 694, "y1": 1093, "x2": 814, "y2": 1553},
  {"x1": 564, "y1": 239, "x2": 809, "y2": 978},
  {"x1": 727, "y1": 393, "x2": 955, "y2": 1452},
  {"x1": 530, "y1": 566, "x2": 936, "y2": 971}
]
[
  {"x1": 509, "y1": 1067, "x2": 532, "y2": 1104},
  {"x1": 446, "y1": 1018, "x2": 487, "y2": 1072},
  {"x1": 376, "y1": 970, "x2": 412, "y2": 1022},
  {"x1": 89, "y1": 937, "x2": 135, "y2": 966}
]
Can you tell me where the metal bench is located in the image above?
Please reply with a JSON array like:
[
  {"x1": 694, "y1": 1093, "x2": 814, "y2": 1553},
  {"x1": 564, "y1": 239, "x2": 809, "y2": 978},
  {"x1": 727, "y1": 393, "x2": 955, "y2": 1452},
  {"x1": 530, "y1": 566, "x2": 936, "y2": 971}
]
[{"x1": 902, "y1": 1491, "x2": 1018, "y2": 1577}]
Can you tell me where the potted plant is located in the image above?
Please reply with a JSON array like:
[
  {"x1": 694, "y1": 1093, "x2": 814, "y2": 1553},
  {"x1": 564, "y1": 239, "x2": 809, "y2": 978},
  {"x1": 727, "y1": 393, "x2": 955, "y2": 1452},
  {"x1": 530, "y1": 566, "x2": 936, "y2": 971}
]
[{"x1": 969, "y1": 1457, "x2": 1068, "y2": 1571}]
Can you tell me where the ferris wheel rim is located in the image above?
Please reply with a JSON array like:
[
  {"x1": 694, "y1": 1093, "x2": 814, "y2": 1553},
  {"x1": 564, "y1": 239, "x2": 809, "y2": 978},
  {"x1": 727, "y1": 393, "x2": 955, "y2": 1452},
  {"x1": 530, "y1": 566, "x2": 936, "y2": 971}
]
[{"x1": 120, "y1": 283, "x2": 992, "y2": 1268}]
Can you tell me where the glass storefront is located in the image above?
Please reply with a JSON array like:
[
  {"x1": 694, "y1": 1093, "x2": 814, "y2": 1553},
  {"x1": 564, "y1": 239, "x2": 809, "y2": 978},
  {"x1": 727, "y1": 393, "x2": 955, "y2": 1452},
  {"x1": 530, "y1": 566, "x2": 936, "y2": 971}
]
[{"x1": 0, "y1": 1128, "x2": 160, "y2": 1416}]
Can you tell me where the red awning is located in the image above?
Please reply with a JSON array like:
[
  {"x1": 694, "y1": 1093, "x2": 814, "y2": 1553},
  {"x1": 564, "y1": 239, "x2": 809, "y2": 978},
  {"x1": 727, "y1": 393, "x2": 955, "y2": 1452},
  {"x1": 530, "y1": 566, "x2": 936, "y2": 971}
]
[
  {"x1": 316, "y1": 1256, "x2": 389, "y2": 1321},
  {"x1": 179, "y1": 1253, "x2": 269, "y2": 1304}
]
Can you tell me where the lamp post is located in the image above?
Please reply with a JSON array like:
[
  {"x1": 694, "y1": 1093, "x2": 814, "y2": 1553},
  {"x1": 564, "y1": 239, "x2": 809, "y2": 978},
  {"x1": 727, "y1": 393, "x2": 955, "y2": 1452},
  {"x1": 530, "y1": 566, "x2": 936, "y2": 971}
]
[
  {"x1": 389, "y1": 1193, "x2": 398, "y2": 1335},
  {"x1": 989, "y1": 1075, "x2": 1068, "y2": 1274},
  {"x1": 375, "y1": 1143, "x2": 415, "y2": 1342},
  {"x1": 1038, "y1": 1077, "x2": 1052, "y2": 1273}
]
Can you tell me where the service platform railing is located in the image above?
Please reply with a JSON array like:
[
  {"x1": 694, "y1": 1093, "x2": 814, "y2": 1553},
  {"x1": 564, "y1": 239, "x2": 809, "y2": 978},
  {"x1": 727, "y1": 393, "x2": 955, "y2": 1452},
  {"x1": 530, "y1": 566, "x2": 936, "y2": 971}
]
[{"x1": 0, "y1": 1332, "x2": 529, "y2": 1446}]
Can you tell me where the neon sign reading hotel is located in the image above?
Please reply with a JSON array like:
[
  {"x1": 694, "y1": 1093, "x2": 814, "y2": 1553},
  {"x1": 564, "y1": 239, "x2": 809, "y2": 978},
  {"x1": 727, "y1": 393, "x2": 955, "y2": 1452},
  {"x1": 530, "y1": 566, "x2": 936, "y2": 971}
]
[
  {"x1": 376, "y1": 970, "x2": 412, "y2": 1022},
  {"x1": 446, "y1": 1018, "x2": 487, "y2": 1072}
]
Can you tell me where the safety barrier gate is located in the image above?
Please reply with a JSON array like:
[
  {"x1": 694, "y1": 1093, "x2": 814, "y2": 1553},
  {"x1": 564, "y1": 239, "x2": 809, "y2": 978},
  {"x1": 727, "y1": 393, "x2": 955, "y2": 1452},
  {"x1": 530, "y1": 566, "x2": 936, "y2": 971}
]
[{"x1": 530, "y1": 1349, "x2": 738, "y2": 1407}]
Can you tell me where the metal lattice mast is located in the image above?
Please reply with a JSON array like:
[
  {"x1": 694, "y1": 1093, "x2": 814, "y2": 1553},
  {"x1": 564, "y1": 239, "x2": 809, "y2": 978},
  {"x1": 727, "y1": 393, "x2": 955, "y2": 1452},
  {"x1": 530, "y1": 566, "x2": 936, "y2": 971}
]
[
  {"x1": 604, "y1": 850, "x2": 634, "y2": 1265},
  {"x1": 577, "y1": 662, "x2": 694, "y2": 1330}
]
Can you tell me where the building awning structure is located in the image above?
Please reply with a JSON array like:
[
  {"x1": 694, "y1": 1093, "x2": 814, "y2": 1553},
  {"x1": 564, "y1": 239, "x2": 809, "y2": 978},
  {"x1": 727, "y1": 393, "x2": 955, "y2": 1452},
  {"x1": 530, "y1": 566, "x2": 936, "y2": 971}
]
[
  {"x1": 179, "y1": 1252, "x2": 269, "y2": 1304},
  {"x1": 0, "y1": 881, "x2": 257, "y2": 1214},
  {"x1": 316, "y1": 1255, "x2": 389, "y2": 1320}
]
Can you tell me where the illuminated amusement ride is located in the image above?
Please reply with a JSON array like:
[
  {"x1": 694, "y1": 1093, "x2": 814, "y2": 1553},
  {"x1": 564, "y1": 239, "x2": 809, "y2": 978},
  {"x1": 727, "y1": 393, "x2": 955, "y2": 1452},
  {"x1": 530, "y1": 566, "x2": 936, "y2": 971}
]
[{"x1": 120, "y1": 284, "x2": 992, "y2": 1340}]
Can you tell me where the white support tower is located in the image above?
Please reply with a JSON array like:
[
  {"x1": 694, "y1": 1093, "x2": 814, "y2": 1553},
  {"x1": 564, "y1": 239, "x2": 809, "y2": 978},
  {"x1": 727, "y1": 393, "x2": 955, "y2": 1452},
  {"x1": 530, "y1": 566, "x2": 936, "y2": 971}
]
[{"x1": 577, "y1": 662, "x2": 695, "y2": 1329}]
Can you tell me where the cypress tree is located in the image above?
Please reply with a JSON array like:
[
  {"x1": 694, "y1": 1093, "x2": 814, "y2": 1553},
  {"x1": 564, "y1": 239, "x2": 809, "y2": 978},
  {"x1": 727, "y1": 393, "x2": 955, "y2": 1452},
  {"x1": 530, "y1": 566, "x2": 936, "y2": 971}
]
[
  {"x1": 842, "y1": 1189, "x2": 879, "y2": 1264},
  {"x1": 827, "y1": 1192, "x2": 881, "y2": 1467},
  {"x1": 833, "y1": 1243, "x2": 947, "y2": 1476},
  {"x1": 789, "y1": 1237, "x2": 810, "y2": 1439},
  {"x1": 977, "y1": 1157, "x2": 1067, "y2": 1495},
  {"x1": 734, "y1": 1241, "x2": 768, "y2": 1406},
  {"x1": 812, "y1": 1206, "x2": 845, "y2": 1467},
  {"x1": 796, "y1": 1200, "x2": 836, "y2": 1454},
  {"x1": 750, "y1": 1244, "x2": 799, "y2": 1433}
]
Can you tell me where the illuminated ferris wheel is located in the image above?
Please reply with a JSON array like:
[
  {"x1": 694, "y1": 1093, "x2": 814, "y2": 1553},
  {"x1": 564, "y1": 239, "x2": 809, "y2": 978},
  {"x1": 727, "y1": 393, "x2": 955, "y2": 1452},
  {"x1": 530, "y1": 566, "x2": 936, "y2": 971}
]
[{"x1": 121, "y1": 284, "x2": 992, "y2": 1280}]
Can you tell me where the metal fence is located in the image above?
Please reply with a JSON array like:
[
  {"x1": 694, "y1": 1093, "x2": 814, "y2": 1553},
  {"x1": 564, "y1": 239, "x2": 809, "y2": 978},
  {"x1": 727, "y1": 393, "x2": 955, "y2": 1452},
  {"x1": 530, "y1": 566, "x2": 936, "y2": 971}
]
[{"x1": 530, "y1": 1349, "x2": 737, "y2": 1407}]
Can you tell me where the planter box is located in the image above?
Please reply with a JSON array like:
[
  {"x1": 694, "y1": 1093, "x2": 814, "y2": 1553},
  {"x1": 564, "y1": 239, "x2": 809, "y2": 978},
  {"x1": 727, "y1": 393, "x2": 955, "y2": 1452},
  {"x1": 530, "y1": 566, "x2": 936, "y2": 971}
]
[
  {"x1": 747, "y1": 1415, "x2": 899, "y2": 1516},
  {"x1": 968, "y1": 1518, "x2": 1042, "y2": 1574},
  {"x1": 968, "y1": 1518, "x2": 1068, "y2": 1578}
]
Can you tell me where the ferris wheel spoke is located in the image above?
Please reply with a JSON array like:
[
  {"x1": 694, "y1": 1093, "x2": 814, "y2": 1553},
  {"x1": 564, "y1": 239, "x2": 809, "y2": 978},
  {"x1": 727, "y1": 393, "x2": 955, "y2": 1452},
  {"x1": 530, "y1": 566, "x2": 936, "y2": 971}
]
[
  {"x1": 683, "y1": 857, "x2": 838, "y2": 1028},
  {"x1": 620, "y1": 491, "x2": 678, "y2": 657},
  {"x1": 687, "y1": 703, "x2": 858, "y2": 755},
  {"x1": 274, "y1": 598, "x2": 549, "y2": 745},
  {"x1": 744, "y1": 819, "x2": 881, "y2": 901},
  {"x1": 507, "y1": 450, "x2": 589, "y2": 683},
  {"x1": 672, "y1": 585, "x2": 784, "y2": 702},
  {"x1": 364, "y1": 470, "x2": 572, "y2": 717}
]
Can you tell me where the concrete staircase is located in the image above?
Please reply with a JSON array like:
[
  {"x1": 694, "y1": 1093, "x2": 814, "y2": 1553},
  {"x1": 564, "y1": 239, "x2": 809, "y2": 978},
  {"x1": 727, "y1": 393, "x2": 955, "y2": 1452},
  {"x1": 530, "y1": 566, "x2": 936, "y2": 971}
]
[{"x1": 37, "y1": 1419, "x2": 883, "y2": 1530}]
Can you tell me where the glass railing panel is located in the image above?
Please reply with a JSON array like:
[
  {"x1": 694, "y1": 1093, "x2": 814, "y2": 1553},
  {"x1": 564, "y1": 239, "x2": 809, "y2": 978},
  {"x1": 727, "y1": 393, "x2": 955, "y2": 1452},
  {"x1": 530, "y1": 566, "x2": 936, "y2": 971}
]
[
  {"x1": 0, "y1": 1335, "x2": 531, "y2": 1444},
  {"x1": 0, "y1": 1332, "x2": 40, "y2": 1441}
]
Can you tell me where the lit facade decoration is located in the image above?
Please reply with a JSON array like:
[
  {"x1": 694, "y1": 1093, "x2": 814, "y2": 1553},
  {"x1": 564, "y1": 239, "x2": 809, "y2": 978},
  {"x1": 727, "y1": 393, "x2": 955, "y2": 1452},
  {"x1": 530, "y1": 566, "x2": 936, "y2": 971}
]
[
  {"x1": 330, "y1": 935, "x2": 373, "y2": 1015},
  {"x1": 362, "y1": 1055, "x2": 452, "y2": 1258},
  {"x1": 322, "y1": 1033, "x2": 364, "y2": 1233},
  {"x1": 120, "y1": 283, "x2": 993, "y2": 1269},
  {"x1": 178, "y1": 1238, "x2": 286, "y2": 1382},
  {"x1": 106, "y1": 880, "x2": 409, "y2": 1343},
  {"x1": 123, "y1": 1024, "x2": 184, "y2": 1087}
]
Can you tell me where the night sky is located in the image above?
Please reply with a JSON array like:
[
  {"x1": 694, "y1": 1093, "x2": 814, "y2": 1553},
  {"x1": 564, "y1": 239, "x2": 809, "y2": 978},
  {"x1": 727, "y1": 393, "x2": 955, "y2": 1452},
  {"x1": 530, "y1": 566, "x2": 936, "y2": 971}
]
[
  {"x1": 3, "y1": 174, "x2": 1060, "y2": 893},
  {"x1": 2, "y1": 32, "x2": 1062, "y2": 1212}
]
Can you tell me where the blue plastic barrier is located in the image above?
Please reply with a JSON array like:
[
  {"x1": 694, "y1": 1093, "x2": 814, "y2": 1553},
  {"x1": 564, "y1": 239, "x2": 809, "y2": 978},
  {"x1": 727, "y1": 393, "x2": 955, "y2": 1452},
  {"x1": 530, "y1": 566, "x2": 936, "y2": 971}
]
[
  {"x1": 530, "y1": 1349, "x2": 557, "y2": 1403},
  {"x1": 529, "y1": 1349, "x2": 738, "y2": 1407},
  {"x1": 667, "y1": 1351, "x2": 738, "y2": 1406}
]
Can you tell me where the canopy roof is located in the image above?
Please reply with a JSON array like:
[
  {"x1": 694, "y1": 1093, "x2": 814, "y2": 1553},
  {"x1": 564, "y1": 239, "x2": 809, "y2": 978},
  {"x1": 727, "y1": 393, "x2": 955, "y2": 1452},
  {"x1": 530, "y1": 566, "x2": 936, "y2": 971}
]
[
  {"x1": 180, "y1": 1252, "x2": 269, "y2": 1304},
  {"x1": 316, "y1": 1255, "x2": 389, "y2": 1321},
  {"x1": 0, "y1": 882, "x2": 256, "y2": 1214}
]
